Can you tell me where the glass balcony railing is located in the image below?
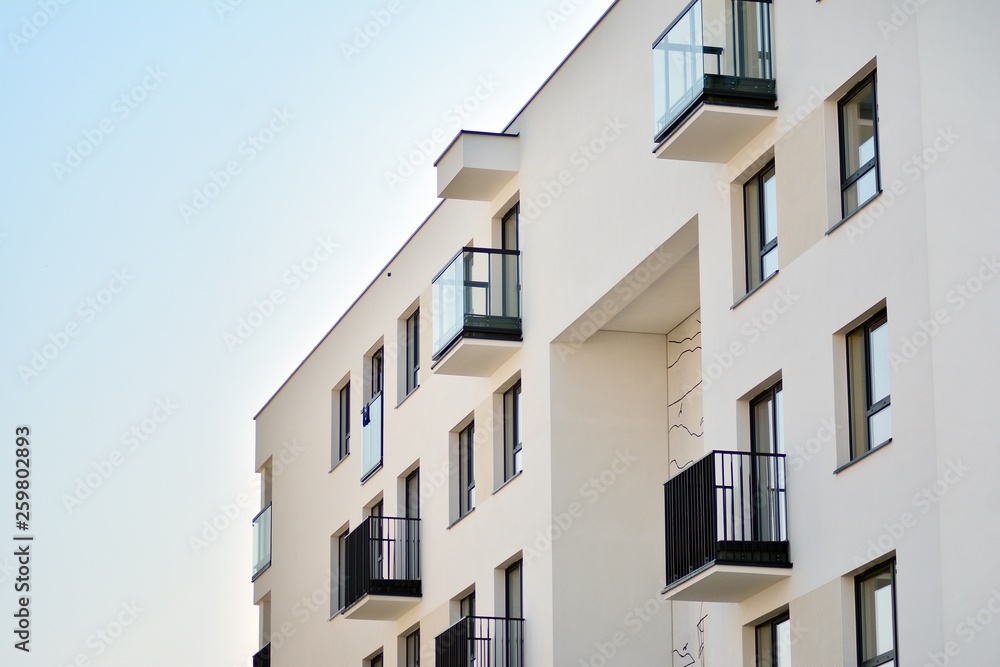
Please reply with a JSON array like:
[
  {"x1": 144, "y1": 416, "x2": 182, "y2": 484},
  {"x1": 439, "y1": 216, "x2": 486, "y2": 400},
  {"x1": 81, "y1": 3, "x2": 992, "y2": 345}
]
[
  {"x1": 653, "y1": 0, "x2": 775, "y2": 142},
  {"x1": 432, "y1": 248, "x2": 521, "y2": 359},
  {"x1": 361, "y1": 392, "x2": 383, "y2": 482},
  {"x1": 251, "y1": 504, "x2": 272, "y2": 580}
]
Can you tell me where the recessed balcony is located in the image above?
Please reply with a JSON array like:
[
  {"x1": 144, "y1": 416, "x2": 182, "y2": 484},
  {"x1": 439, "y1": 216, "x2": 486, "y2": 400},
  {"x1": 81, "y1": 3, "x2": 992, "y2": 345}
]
[
  {"x1": 432, "y1": 247, "x2": 521, "y2": 377},
  {"x1": 251, "y1": 504, "x2": 271, "y2": 581},
  {"x1": 653, "y1": 0, "x2": 777, "y2": 162},
  {"x1": 663, "y1": 450, "x2": 791, "y2": 602},
  {"x1": 342, "y1": 516, "x2": 421, "y2": 621},
  {"x1": 435, "y1": 616, "x2": 524, "y2": 667}
]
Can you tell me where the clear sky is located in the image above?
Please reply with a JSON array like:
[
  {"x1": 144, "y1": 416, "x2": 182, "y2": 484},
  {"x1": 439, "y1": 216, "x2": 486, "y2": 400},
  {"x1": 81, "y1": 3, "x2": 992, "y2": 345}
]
[{"x1": 1, "y1": 1, "x2": 616, "y2": 664}]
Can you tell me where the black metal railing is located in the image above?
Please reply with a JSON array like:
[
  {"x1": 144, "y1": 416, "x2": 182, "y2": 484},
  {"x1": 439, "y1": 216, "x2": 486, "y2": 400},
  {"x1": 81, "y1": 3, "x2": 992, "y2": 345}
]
[
  {"x1": 664, "y1": 450, "x2": 789, "y2": 589},
  {"x1": 252, "y1": 643, "x2": 270, "y2": 667},
  {"x1": 342, "y1": 516, "x2": 421, "y2": 610},
  {"x1": 432, "y1": 247, "x2": 522, "y2": 360},
  {"x1": 436, "y1": 616, "x2": 524, "y2": 667}
]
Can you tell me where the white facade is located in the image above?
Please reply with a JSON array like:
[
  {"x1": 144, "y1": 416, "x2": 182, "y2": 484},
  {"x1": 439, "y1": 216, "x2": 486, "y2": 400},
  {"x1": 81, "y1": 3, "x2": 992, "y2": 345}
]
[{"x1": 252, "y1": 0, "x2": 1000, "y2": 665}]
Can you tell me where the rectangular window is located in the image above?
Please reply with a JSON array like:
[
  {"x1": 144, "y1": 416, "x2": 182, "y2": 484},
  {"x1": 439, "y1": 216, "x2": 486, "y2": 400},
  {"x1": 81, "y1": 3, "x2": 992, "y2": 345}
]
[
  {"x1": 405, "y1": 629, "x2": 420, "y2": 667},
  {"x1": 362, "y1": 348, "x2": 384, "y2": 481},
  {"x1": 744, "y1": 161, "x2": 778, "y2": 291},
  {"x1": 503, "y1": 382, "x2": 523, "y2": 481},
  {"x1": 857, "y1": 560, "x2": 897, "y2": 667},
  {"x1": 370, "y1": 654, "x2": 383, "y2": 667},
  {"x1": 755, "y1": 613, "x2": 791, "y2": 667},
  {"x1": 459, "y1": 423, "x2": 476, "y2": 518},
  {"x1": 337, "y1": 382, "x2": 350, "y2": 461},
  {"x1": 460, "y1": 591, "x2": 476, "y2": 619},
  {"x1": 370, "y1": 348, "x2": 384, "y2": 399},
  {"x1": 839, "y1": 72, "x2": 880, "y2": 218},
  {"x1": 505, "y1": 560, "x2": 523, "y2": 618},
  {"x1": 847, "y1": 310, "x2": 891, "y2": 458},
  {"x1": 406, "y1": 310, "x2": 420, "y2": 396},
  {"x1": 750, "y1": 382, "x2": 786, "y2": 542},
  {"x1": 333, "y1": 529, "x2": 348, "y2": 613}
]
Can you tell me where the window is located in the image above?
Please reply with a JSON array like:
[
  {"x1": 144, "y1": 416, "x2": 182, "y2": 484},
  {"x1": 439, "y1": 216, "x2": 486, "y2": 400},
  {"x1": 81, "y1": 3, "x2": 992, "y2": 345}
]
[
  {"x1": 744, "y1": 161, "x2": 778, "y2": 291},
  {"x1": 405, "y1": 629, "x2": 420, "y2": 667},
  {"x1": 405, "y1": 310, "x2": 420, "y2": 396},
  {"x1": 839, "y1": 72, "x2": 880, "y2": 218},
  {"x1": 362, "y1": 348, "x2": 384, "y2": 481},
  {"x1": 334, "y1": 530, "x2": 348, "y2": 613},
  {"x1": 459, "y1": 423, "x2": 475, "y2": 518},
  {"x1": 501, "y1": 203, "x2": 519, "y2": 251},
  {"x1": 505, "y1": 560, "x2": 522, "y2": 619},
  {"x1": 335, "y1": 382, "x2": 350, "y2": 462},
  {"x1": 460, "y1": 591, "x2": 476, "y2": 619},
  {"x1": 847, "y1": 310, "x2": 891, "y2": 458},
  {"x1": 404, "y1": 470, "x2": 420, "y2": 579},
  {"x1": 750, "y1": 382, "x2": 785, "y2": 542},
  {"x1": 370, "y1": 653, "x2": 383, "y2": 667},
  {"x1": 503, "y1": 382, "x2": 523, "y2": 481},
  {"x1": 756, "y1": 613, "x2": 791, "y2": 667},
  {"x1": 857, "y1": 560, "x2": 897, "y2": 667}
]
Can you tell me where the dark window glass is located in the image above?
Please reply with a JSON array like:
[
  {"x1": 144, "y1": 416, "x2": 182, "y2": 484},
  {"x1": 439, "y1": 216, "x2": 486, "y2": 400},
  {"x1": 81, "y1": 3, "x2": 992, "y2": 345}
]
[
  {"x1": 745, "y1": 161, "x2": 778, "y2": 291},
  {"x1": 755, "y1": 613, "x2": 791, "y2": 667},
  {"x1": 839, "y1": 73, "x2": 880, "y2": 217},
  {"x1": 857, "y1": 560, "x2": 897, "y2": 667},
  {"x1": 406, "y1": 311, "x2": 420, "y2": 395},
  {"x1": 459, "y1": 423, "x2": 475, "y2": 517},
  {"x1": 848, "y1": 310, "x2": 891, "y2": 458},
  {"x1": 338, "y1": 383, "x2": 350, "y2": 460},
  {"x1": 503, "y1": 382, "x2": 523, "y2": 481}
]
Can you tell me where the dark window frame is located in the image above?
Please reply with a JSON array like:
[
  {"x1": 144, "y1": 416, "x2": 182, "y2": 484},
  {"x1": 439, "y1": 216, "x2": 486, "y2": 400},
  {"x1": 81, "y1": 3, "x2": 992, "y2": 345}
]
[
  {"x1": 337, "y1": 382, "x2": 350, "y2": 461},
  {"x1": 460, "y1": 591, "x2": 476, "y2": 619},
  {"x1": 503, "y1": 381, "x2": 523, "y2": 482},
  {"x1": 755, "y1": 611, "x2": 791, "y2": 667},
  {"x1": 405, "y1": 628, "x2": 420, "y2": 667},
  {"x1": 505, "y1": 560, "x2": 523, "y2": 619},
  {"x1": 856, "y1": 559, "x2": 898, "y2": 667},
  {"x1": 744, "y1": 160, "x2": 778, "y2": 292},
  {"x1": 370, "y1": 653, "x2": 383, "y2": 667},
  {"x1": 405, "y1": 310, "x2": 420, "y2": 396},
  {"x1": 838, "y1": 72, "x2": 881, "y2": 219},
  {"x1": 847, "y1": 309, "x2": 891, "y2": 459},
  {"x1": 458, "y1": 422, "x2": 475, "y2": 518}
]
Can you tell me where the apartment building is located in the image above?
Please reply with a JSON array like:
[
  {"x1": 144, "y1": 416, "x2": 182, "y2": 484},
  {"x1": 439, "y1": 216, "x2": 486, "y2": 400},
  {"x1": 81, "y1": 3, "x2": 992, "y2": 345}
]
[{"x1": 250, "y1": 0, "x2": 1000, "y2": 664}]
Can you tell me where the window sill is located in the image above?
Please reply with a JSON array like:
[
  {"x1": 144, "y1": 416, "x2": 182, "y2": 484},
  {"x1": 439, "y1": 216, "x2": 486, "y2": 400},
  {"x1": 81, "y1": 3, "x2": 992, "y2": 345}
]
[
  {"x1": 833, "y1": 438, "x2": 893, "y2": 475},
  {"x1": 826, "y1": 190, "x2": 884, "y2": 236},
  {"x1": 360, "y1": 461, "x2": 383, "y2": 485},
  {"x1": 493, "y1": 470, "x2": 523, "y2": 496},
  {"x1": 251, "y1": 562, "x2": 271, "y2": 582},
  {"x1": 396, "y1": 385, "x2": 420, "y2": 408},
  {"x1": 328, "y1": 454, "x2": 349, "y2": 474},
  {"x1": 447, "y1": 508, "x2": 476, "y2": 530},
  {"x1": 731, "y1": 270, "x2": 780, "y2": 310}
]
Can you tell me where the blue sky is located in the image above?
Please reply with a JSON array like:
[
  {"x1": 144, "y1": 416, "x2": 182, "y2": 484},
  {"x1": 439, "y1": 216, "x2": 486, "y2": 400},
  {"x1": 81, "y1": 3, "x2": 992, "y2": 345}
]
[{"x1": 0, "y1": 1, "x2": 616, "y2": 664}]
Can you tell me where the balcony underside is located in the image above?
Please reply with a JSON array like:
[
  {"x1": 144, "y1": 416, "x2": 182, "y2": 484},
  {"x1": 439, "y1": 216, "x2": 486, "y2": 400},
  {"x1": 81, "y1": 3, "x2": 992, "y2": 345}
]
[
  {"x1": 664, "y1": 540, "x2": 791, "y2": 602},
  {"x1": 343, "y1": 580, "x2": 421, "y2": 620},
  {"x1": 432, "y1": 319, "x2": 522, "y2": 377},
  {"x1": 655, "y1": 77, "x2": 777, "y2": 163}
]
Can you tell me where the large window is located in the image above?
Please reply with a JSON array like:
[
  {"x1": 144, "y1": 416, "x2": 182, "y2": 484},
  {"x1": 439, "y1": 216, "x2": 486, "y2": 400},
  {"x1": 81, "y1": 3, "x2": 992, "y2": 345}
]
[
  {"x1": 857, "y1": 560, "x2": 897, "y2": 667},
  {"x1": 750, "y1": 382, "x2": 785, "y2": 542},
  {"x1": 847, "y1": 310, "x2": 891, "y2": 458},
  {"x1": 335, "y1": 382, "x2": 350, "y2": 463},
  {"x1": 503, "y1": 382, "x2": 523, "y2": 482},
  {"x1": 405, "y1": 629, "x2": 420, "y2": 667},
  {"x1": 362, "y1": 348, "x2": 384, "y2": 481},
  {"x1": 755, "y1": 613, "x2": 791, "y2": 667},
  {"x1": 745, "y1": 161, "x2": 778, "y2": 291},
  {"x1": 459, "y1": 423, "x2": 475, "y2": 518},
  {"x1": 839, "y1": 72, "x2": 880, "y2": 218},
  {"x1": 405, "y1": 310, "x2": 420, "y2": 396}
]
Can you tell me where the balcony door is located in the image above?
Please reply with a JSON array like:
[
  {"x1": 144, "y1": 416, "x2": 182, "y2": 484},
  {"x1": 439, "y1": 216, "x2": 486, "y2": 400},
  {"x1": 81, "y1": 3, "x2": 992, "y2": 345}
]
[
  {"x1": 404, "y1": 470, "x2": 420, "y2": 580},
  {"x1": 500, "y1": 204, "x2": 520, "y2": 319},
  {"x1": 370, "y1": 501, "x2": 384, "y2": 580},
  {"x1": 750, "y1": 383, "x2": 785, "y2": 542},
  {"x1": 503, "y1": 560, "x2": 523, "y2": 667}
]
